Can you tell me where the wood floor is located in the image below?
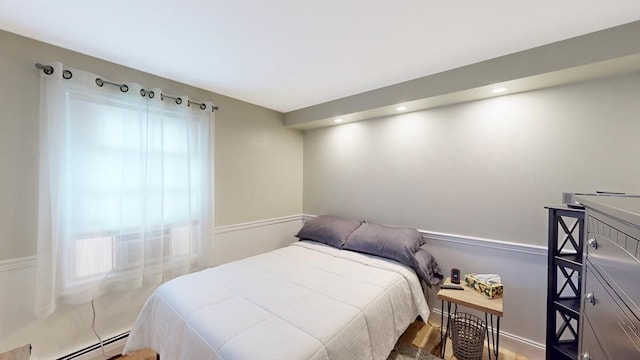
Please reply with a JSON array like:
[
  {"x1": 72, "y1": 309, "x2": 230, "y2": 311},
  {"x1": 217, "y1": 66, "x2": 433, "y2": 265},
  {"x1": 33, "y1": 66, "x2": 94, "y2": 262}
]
[
  {"x1": 119, "y1": 320, "x2": 528, "y2": 360},
  {"x1": 400, "y1": 320, "x2": 529, "y2": 360},
  {"x1": 116, "y1": 349, "x2": 156, "y2": 360}
]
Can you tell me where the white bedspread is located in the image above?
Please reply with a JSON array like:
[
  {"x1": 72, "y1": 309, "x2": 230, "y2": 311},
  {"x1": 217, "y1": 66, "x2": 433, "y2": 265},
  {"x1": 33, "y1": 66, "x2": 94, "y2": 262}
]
[{"x1": 123, "y1": 241, "x2": 430, "y2": 360}]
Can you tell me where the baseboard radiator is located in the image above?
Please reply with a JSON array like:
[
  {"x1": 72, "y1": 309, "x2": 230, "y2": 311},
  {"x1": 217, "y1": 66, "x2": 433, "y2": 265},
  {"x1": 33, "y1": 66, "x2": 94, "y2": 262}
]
[{"x1": 57, "y1": 332, "x2": 129, "y2": 360}]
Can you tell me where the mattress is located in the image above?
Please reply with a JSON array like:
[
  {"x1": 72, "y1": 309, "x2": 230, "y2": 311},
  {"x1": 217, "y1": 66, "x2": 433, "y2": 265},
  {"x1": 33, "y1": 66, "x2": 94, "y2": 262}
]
[{"x1": 123, "y1": 240, "x2": 430, "y2": 360}]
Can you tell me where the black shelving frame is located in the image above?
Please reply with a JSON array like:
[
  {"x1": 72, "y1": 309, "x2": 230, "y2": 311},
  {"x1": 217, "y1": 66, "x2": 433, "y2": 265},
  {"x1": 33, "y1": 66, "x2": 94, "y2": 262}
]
[{"x1": 545, "y1": 206, "x2": 585, "y2": 360}]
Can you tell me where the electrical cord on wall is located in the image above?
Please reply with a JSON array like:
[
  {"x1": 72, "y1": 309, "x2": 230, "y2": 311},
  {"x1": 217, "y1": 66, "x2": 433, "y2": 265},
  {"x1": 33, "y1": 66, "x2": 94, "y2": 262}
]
[{"x1": 91, "y1": 299, "x2": 108, "y2": 359}]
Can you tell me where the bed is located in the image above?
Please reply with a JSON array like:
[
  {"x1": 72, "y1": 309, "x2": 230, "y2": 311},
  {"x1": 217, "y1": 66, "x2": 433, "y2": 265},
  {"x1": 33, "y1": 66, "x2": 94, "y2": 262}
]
[{"x1": 123, "y1": 216, "x2": 443, "y2": 360}]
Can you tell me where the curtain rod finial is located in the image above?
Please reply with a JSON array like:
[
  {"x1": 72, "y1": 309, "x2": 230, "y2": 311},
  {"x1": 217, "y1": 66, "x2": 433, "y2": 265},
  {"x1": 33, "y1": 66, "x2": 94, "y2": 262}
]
[{"x1": 35, "y1": 63, "x2": 54, "y2": 75}]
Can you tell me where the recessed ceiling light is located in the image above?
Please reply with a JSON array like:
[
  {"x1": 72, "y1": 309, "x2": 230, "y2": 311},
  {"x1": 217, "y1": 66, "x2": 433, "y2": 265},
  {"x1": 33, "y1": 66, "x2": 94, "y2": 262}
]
[
  {"x1": 491, "y1": 87, "x2": 508, "y2": 94},
  {"x1": 334, "y1": 118, "x2": 343, "y2": 123},
  {"x1": 396, "y1": 106, "x2": 407, "y2": 111}
]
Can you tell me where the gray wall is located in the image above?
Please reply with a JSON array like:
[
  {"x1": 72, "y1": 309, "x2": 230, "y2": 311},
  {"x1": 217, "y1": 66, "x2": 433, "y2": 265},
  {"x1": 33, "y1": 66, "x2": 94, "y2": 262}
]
[
  {"x1": 0, "y1": 29, "x2": 303, "y2": 261},
  {"x1": 303, "y1": 72, "x2": 640, "y2": 247}
]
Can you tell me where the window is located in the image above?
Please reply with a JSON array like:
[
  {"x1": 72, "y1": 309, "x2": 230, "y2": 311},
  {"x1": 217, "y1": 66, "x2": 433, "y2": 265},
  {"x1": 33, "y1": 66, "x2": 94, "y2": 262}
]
[{"x1": 35, "y1": 62, "x2": 214, "y2": 316}]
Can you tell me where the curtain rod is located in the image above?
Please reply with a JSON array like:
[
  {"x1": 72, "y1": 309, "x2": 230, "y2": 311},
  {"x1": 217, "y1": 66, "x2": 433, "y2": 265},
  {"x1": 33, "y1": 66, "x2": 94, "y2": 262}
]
[{"x1": 35, "y1": 63, "x2": 219, "y2": 112}]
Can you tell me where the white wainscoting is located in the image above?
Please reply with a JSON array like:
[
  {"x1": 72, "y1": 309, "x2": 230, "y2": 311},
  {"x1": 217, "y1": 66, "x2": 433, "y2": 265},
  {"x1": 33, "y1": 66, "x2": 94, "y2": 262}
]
[
  {"x1": 0, "y1": 256, "x2": 37, "y2": 350},
  {"x1": 213, "y1": 214, "x2": 303, "y2": 265},
  {"x1": 0, "y1": 256, "x2": 37, "y2": 272},
  {"x1": 421, "y1": 230, "x2": 547, "y2": 360},
  {"x1": 0, "y1": 215, "x2": 545, "y2": 359},
  {"x1": 0, "y1": 216, "x2": 304, "y2": 359}
]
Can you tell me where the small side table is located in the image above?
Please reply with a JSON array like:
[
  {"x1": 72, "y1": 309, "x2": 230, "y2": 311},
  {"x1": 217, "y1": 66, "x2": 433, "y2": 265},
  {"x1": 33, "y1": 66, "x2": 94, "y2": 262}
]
[{"x1": 437, "y1": 277, "x2": 504, "y2": 360}]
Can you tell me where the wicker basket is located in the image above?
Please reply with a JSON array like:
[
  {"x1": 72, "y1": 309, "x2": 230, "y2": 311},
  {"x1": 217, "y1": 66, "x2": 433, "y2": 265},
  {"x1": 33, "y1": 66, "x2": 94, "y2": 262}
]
[{"x1": 450, "y1": 312, "x2": 486, "y2": 360}]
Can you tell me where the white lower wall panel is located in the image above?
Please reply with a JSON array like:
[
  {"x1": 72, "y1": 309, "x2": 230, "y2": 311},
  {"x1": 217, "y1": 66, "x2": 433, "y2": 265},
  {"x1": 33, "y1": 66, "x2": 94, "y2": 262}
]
[
  {"x1": 0, "y1": 215, "x2": 302, "y2": 359},
  {"x1": 213, "y1": 215, "x2": 303, "y2": 265},
  {"x1": 0, "y1": 258, "x2": 36, "y2": 350},
  {"x1": 423, "y1": 231, "x2": 546, "y2": 360},
  {"x1": 0, "y1": 215, "x2": 545, "y2": 359}
]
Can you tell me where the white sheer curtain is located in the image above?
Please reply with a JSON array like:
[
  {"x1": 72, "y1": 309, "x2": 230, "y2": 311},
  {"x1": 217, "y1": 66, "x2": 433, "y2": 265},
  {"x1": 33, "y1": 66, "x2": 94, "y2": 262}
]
[{"x1": 35, "y1": 62, "x2": 215, "y2": 317}]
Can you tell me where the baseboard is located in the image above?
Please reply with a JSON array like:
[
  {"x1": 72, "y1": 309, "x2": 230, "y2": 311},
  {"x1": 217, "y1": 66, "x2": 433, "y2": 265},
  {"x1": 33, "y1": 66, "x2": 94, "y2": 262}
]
[
  {"x1": 57, "y1": 332, "x2": 129, "y2": 360},
  {"x1": 429, "y1": 307, "x2": 545, "y2": 359}
]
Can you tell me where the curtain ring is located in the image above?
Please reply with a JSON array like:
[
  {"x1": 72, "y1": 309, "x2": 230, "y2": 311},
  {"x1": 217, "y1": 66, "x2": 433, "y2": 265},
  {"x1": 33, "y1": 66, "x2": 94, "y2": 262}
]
[
  {"x1": 141, "y1": 89, "x2": 155, "y2": 98},
  {"x1": 120, "y1": 84, "x2": 129, "y2": 93},
  {"x1": 175, "y1": 97, "x2": 182, "y2": 105},
  {"x1": 188, "y1": 100, "x2": 207, "y2": 110},
  {"x1": 95, "y1": 78, "x2": 104, "y2": 87},
  {"x1": 63, "y1": 70, "x2": 73, "y2": 79}
]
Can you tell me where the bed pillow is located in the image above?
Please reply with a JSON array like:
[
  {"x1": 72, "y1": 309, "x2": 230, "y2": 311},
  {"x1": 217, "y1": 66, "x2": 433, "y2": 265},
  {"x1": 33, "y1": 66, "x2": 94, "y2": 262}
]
[
  {"x1": 343, "y1": 222, "x2": 424, "y2": 266},
  {"x1": 411, "y1": 245, "x2": 444, "y2": 287},
  {"x1": 295, "y1": 215, "x2": 363, "y2": 248}
]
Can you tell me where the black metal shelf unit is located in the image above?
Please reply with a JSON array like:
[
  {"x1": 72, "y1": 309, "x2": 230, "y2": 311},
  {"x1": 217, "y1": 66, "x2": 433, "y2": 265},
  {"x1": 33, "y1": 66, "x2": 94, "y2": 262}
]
[{"x1": 545, "y1": 206, "x2": 585, "y2": 360}]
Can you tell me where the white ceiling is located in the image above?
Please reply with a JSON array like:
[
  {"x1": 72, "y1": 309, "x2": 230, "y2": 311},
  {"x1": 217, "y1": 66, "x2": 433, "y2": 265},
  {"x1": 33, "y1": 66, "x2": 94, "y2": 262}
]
[{"x1": 1, "y1": 1, "x2": 639, "y2": 113}]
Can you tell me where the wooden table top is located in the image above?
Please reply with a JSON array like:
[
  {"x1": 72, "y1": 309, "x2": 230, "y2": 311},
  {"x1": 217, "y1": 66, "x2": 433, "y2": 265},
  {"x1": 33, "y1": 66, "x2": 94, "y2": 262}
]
[{"x1": 436, "y1": 277, "x2": 504, "y2": 317}]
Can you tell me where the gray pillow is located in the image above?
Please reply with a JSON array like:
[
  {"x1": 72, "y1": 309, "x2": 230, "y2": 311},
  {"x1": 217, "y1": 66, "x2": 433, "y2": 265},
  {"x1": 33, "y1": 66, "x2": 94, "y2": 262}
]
[
  {"x1": 343, "y1": 222, "x2": 423, "y2": 266},
  {"x1": 295, "y1": 215, "x2": 363, "y2": 248},
  {"x1": 411, "y1": 245, "x2": 444, "y2": 287}
]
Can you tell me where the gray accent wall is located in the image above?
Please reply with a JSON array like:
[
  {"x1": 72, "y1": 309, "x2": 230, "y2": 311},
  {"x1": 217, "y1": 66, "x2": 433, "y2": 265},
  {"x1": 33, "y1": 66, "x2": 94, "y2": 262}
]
[
  {"x1": 303, "y1": 72, "x2": 640, "y2": 247},
  {"x1": 0, "y1": 30, "x2": 303, "y2": 261}
]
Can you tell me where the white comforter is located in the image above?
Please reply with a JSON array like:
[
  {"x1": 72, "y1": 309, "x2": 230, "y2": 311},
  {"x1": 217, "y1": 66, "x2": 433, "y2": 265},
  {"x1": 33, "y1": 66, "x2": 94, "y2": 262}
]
[{"x1": 123, "y1": 241, "x2": 430, "y2": 360}]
